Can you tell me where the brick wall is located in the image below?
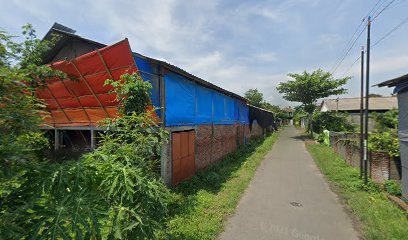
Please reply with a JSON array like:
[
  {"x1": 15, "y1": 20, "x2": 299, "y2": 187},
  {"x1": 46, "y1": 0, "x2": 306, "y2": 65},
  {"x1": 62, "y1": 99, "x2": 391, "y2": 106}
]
[
  {"x1": 329, "y1": 132, "x2": 401, "y2": 183},
  {"x1": 195, "y1": 124, "x2": 248, "y2": 170},
  {"x1": 163, "y1": 122, "x2": 269, "y2": 185},
  {"x1": 370, "y1": 151, "x2": 390, "y2": 183}
]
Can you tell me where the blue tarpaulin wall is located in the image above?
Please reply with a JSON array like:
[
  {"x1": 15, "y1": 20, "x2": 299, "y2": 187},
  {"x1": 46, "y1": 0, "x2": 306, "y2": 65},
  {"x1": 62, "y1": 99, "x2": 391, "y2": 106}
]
[
  {"x1": 133, "y1": 55, "x2": 161, "y2": 116},
  {"x1": 165, "y1": 71, "x2": 249, "y2": 126}
]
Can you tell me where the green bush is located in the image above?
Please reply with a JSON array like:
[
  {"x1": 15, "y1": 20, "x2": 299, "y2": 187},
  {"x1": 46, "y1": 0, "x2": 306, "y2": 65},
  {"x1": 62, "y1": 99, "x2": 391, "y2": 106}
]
[
  {"x1": 368, "y1": 130, "x2": 399, "y2": 157},
  {"x1": 369, "y1": 109, "x2": 400, "y2": 157},
  {"x1": 311, "y1": 112, "x2": 355, "y2": 134},
  {"x1": 384, "y1": 180, "x2": 402, "y2": 196},
  {"x1": 1, "y1": 72, "x2": 172, "y2": 239}
]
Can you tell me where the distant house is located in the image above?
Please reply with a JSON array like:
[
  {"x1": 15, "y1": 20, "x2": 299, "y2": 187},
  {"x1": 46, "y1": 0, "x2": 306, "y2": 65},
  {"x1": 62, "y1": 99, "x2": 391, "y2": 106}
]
[
  {"x1": 319, "y1": 96, "x2": 398, "y2": 130},
  {"x1": 378, "y1": 74, "x2": 408, "y2": 200}
]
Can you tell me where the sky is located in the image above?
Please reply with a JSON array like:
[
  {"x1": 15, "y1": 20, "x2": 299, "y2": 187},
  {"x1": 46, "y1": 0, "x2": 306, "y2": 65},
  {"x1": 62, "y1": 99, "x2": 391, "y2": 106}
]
[{"x1": 1, "y1": 0, "x2": 408, "y2": 107}]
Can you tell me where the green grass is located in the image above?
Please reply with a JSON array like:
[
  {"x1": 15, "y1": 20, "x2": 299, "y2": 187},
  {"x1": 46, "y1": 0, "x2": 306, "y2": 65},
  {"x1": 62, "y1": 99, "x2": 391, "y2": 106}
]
[
  {"x1": 161, "y1": 132, "x2": 279, "y2": 239},
  {"x1": 307, "y1": 143, "x2": 408, "y2": 240}
]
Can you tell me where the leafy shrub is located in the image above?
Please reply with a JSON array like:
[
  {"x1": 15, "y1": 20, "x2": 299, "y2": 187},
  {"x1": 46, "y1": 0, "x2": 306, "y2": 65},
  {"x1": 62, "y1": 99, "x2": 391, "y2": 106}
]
[
  {"x1": 1, "y1": 71, "x2": 172, "y2": 239},
  {"x1": 372, "y1": 109, "x2": 398, "y2": 131},
  {"x1": 105, "y1": 73, "x2": 152, "y2": 115},
  {"x1": 0, "y1": 25, "x2": 63, "y2": 172},
  {"x1": 384, "y1": 180, "x2": 402, "y2": 196},
  {"x1": 368, "y1": 130, "x2": 399, "y2": 157},
  {"x1": 311, "y1": 112, "x2": 355, "y2": 134},
  {"x1": 369, "y1": 109, "x2": 400, "y2": 157}
]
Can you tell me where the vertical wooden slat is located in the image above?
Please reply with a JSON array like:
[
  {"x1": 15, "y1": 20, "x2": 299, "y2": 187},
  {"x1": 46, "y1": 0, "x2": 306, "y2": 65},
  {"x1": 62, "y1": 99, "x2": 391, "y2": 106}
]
[
  {"x1": 180, "y1": 132, "x2": 189, "y2": 158},
  {"x1": 172, "y1": 130, "x2": 196, "y2": 186}
]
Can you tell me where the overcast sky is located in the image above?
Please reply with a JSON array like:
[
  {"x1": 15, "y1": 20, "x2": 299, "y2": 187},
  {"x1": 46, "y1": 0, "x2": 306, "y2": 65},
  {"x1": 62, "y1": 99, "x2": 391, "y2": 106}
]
[{"x1": 2, "y1": 0, "x2": 408, "y2": 106}]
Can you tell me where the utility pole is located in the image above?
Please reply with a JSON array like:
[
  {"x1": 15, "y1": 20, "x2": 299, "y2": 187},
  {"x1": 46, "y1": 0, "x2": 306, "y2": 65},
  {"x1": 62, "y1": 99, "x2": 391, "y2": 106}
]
[
  {"x1": 364, "y1": 16, "x2": 371, "y2": 184},
  {"x1": 360, "y1": 46, "x2": 364, "y2": 179}
]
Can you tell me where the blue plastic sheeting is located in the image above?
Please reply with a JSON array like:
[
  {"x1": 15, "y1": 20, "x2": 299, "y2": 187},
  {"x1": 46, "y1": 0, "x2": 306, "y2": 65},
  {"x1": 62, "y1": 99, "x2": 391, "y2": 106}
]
[
  {"x1": 134, "y1": 55, "x2": 160, "y2": 115},
  {"x1": 165, "y1": 71, "x2": 249, "y2": 126},
  {"x1": 238, "y1": 101, "x2": 249, "y2": 123},
  {"x1": 196, "y1": 85, "x2": 213, "y2": 124},
  {"x1": 165, "y1": 72, "x2": 196, "y2": 125}
]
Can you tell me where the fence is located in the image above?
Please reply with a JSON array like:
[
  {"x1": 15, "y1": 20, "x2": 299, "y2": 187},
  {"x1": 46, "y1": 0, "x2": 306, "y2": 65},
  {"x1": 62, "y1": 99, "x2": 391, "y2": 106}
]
[{"x1": 329, "y1": 132, "x2": 401, "y2": 183}]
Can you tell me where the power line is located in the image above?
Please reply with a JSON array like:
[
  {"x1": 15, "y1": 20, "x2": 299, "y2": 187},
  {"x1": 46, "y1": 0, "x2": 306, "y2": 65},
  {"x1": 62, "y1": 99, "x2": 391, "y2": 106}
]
[
  {"x1": 340, "y1": 54, "x2": 363, "y2": 77},
  {"x1": 330, "y1": 0, "x2": 383, "y2": 75},
  {"x1": 334, "y1": 0, "x2": 399, "y2": 77},
  {"x1": 331, "y1": 24, "x2": 367, "y2": 75},
  {"x1": 372, "y1": 15, "x2": 408, "y2": 47},
  {"x1": 341, "y1": 14, "x2": 408, "y2": 77},
  {"x1": 372, "y1": 0, "x2": 396, "y2": 22},
  {"x1": 367, "y1": 0, "x2": 385, "y2": 18}
]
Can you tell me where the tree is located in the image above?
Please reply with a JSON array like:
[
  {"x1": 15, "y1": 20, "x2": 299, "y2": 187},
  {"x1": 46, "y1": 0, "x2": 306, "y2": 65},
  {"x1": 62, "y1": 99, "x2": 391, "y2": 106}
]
[
  {"x1": 276, "y1": 69, "x2": 349, "y2": 132},
  {"x1": 0, "y1": 24, "x2": 64, "y2": 170},
  {"x1": 244, "y1": 88, "x2": 264, "y2": 107}
]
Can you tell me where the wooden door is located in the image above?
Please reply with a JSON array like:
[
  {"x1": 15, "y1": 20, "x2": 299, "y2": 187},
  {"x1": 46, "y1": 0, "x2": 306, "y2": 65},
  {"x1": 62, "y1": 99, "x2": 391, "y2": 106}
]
[{"x1": 172, "y1": 130, "x2": 195, "y2": 186}]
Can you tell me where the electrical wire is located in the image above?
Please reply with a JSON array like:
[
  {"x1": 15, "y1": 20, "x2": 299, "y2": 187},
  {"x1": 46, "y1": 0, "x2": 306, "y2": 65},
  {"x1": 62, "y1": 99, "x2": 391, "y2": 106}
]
[
  {"x1": 331, "y1": 24, "x2": 367, "y2": 75},
  {"x1": 372, "y1": 0, "x2": 396, "y2": 22},
  {"x1": 330, "y1": 0, "x2": 383, "y2": 75},
  {"x1": 372, "y1": 15, "x2": 408, "y2": 47},
  {"x1": 333, "y1": 0, "x2": 399, "y2": 76},
  {"x1": 340, "y1": 15, "x2": 408, "y2": 77}
]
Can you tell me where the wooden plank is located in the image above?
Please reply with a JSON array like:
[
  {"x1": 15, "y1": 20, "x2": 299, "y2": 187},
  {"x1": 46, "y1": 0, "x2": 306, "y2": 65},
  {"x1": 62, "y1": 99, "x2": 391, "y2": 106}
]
[
  {"x1": 180, "y1": 132, "x2": 189, "y2": 158},
  {"x1": 172, "y1": 133, "x2": 181, "y2": 160}
]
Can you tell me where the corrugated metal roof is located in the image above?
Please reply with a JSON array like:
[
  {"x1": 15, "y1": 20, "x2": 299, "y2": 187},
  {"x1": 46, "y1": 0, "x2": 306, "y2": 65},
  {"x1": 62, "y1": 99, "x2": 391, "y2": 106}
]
[
  {"x1": 377, "y1": 73, "x2": 408, "y2": 87},
  {"x1": 43, "y1": 23, "x2": 247, "y2": 102},
  {"x1": 320, "y1": 96, "x2": 397, "y2": 111}
]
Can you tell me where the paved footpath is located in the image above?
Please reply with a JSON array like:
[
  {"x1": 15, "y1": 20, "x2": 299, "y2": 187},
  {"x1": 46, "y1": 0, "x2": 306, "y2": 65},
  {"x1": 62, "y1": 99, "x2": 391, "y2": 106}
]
[{"x1": 219, "y1": 126, "x2": 359, "y2": 240}]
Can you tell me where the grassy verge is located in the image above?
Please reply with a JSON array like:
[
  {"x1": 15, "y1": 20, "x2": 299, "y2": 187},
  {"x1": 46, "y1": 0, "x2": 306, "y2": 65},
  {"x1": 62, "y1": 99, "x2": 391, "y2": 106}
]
[
  {"x1": 162, "y1": 131, "x2": 279, "y2": 239},
  {"x1": 307, "y1": 143, "x2": 408, "y2": 240}
]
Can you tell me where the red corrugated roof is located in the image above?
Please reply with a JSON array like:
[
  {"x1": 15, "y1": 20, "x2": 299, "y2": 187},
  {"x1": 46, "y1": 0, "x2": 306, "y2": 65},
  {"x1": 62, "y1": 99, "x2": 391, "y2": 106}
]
[{"x1": 36, "y1": 39, "x2": 139, "y2": 127}]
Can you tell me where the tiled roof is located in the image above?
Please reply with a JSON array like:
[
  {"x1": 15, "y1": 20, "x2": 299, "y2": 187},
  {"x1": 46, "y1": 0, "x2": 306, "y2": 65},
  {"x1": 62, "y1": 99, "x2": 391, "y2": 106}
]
[{"x1": 320, "y1": 96, "x2": 397, "y2": 111}]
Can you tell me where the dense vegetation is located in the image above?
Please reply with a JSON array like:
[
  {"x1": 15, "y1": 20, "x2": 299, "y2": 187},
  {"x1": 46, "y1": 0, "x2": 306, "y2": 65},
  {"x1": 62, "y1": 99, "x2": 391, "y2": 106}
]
[
  {"x1": 1, "y1": 69, "x2": 172, "y2": 239},
  {"x1": 307, "y1": 143, "x2": 408, "y2": 240},
  {"x1": 311, "y1": 112, "x2": 355, "y2": 134},
  {"x1": 0, "y1": 24, "x2": 65, "y2": 173},
  {"x1": 369, "y1": 109, "x2": 399, "y2": 157},
  {"x1": 0, "y1": 24, "x2": 174, "y2": 239}
]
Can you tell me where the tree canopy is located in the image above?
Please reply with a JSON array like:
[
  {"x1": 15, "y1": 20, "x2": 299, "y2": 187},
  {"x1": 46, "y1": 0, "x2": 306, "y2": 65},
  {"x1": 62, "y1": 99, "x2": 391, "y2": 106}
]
[
  {"x1": 244, "y1": 88, "x2": 264, "y2": 107},
  {"x1": 276, "y1": 69, "x2": 349, "y2": 113},
  {"x1": 0, "y1": 24, "x2": 64, "y2": 169}
]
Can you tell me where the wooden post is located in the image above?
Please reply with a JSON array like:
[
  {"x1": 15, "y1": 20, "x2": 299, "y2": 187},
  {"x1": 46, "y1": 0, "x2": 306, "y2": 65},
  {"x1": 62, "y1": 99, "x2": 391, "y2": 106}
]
[
  {"x1": 158, "y1": 65, "x2": 170, "y2": 185},
  {"x1": 54, "y1": 129, "x2": 60, "y2": 150},
  {"x1": 90, "y1": 128, "x2": 95, "y2": 150},
  {"x1": 159, "y1": 65, "x2": 166, "y2": 127}
]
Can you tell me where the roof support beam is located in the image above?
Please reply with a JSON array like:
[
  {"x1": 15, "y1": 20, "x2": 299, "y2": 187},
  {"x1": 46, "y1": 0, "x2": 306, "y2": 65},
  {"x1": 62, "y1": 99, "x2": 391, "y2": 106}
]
[
  {"x1": 70, "y1": 60, "x2": 111, "y2": 118},
  {"x1": 52, "y1": 61, "x2": 92, "y2": 124}
]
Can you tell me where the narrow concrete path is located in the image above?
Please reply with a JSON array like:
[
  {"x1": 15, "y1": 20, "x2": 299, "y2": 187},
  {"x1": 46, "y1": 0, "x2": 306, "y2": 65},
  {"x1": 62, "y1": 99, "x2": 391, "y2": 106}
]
[{"x1": 219, "y1": 126, "x2": 359, "y2": 240}]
